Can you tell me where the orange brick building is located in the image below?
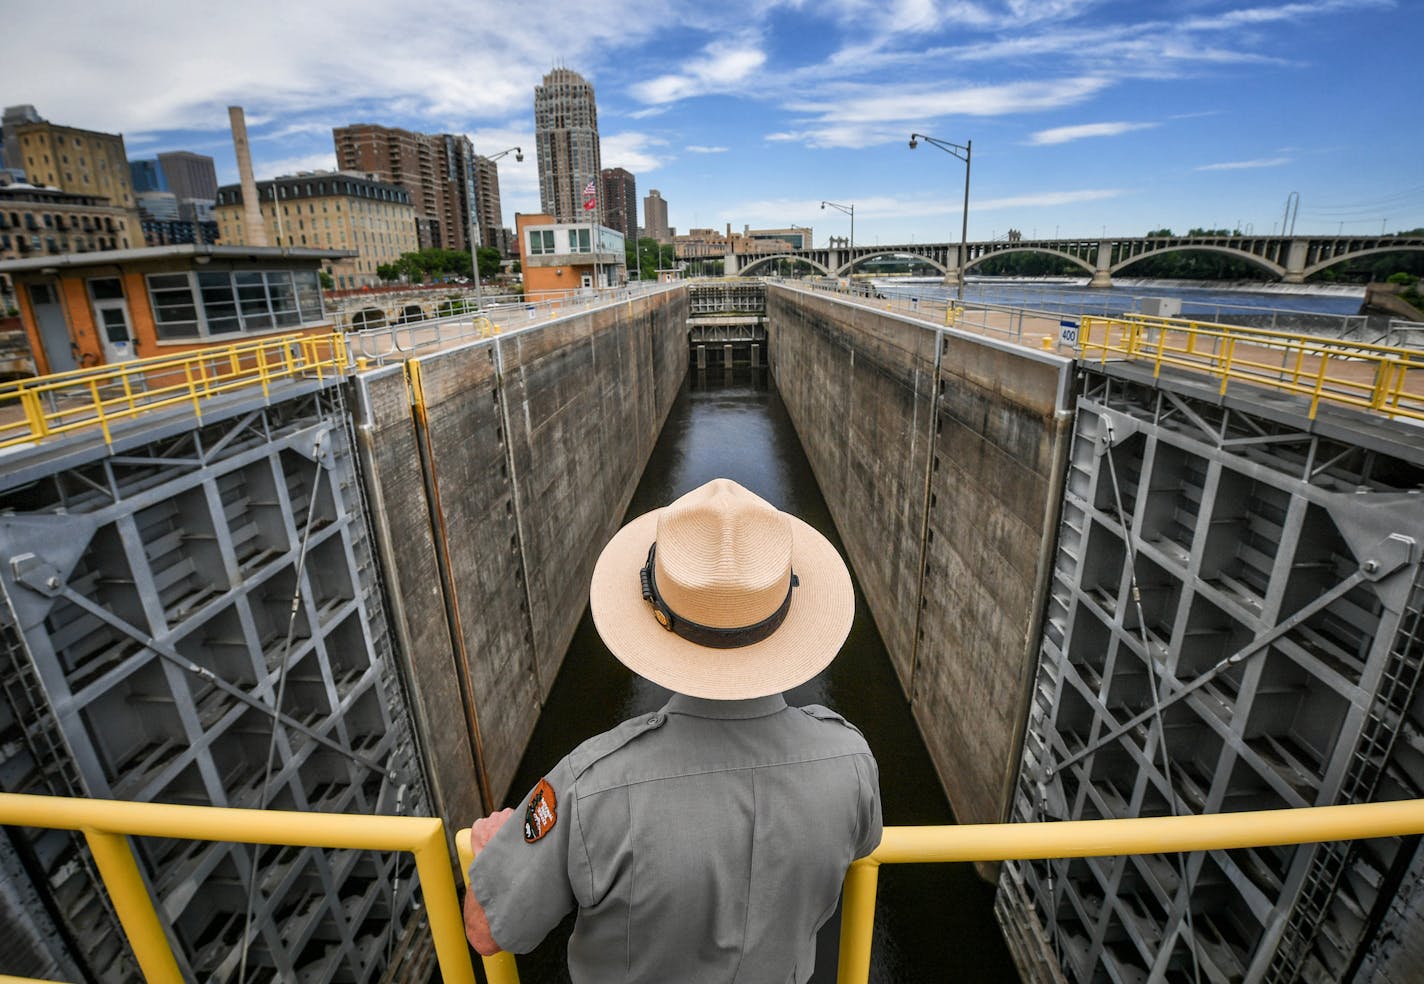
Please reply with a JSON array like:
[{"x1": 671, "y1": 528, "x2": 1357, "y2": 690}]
[
  {"x1": 515, "y1": 212, "x2": 626, "y2": 297},
  {"x1": 0, "y1": 244, "x2": 351, "y2": 374}
]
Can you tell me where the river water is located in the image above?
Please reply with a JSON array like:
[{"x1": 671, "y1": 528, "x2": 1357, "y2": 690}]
[
  {"x1": 499, "y1": 367, "x2": 1018, "y2": 983},
  {"x1": 875, "y1": 277, "x2": 1384, "y2": 337}
]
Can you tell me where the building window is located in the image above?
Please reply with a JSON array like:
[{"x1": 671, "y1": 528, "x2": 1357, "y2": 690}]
[
  {"x1": 529, "y1": 229, "x2": 555, "y2": 255},
  {"x1": 570, "y1": 228, "x2": 591, "y2": 252},
  {"x1": 146, "y1": 273, "x2": 201, "y2": 338},
  {"x1": 147, "y1": 269, "x2": 327, "y2": 341}
]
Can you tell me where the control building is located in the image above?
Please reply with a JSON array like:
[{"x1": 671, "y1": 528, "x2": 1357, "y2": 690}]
[{"x1": 534, "y1": 68, "x2": 602, "y2": 223}]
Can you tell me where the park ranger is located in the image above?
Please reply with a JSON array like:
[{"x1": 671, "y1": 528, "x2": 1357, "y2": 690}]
[{"x1": 463, "y1": 478, "x2": 882, "y2": 982}]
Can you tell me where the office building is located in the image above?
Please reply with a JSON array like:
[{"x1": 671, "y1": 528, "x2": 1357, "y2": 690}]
[
  {"x1": 643, "y1": 189, "x2": 669, "y2": 243},
  {"x1": 129, "y1": 158, "x2": 167, "y2": 193},
  {"x1": 0, "y1": 104, "x2": 42, "y2": 173},
  {"x1": 0, "y1": 181, "x2": 135, "y2": 267},
  {"x1": 216, "y1": 171, "x2": 417, "y2": 288},
  {"x1": 600, "y1": 167, "x2": 637, "y2": 244},
  {"x1": 156, "y1": 150, "x2": 218, "y2": 202},
  {"x1": 333, "y1": 124, "x2": 483, "y2": 253},
  {"x1": 10, "y1": 116, "x2": 137, "y2": 215},
  {"x1": 534, "y1": 68, "x2": 602, "y2": 223}
]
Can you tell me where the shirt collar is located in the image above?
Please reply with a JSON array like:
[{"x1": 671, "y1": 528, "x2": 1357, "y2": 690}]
[{"x1": 664, "y1": 693, "x2": 788, "y2": 720}]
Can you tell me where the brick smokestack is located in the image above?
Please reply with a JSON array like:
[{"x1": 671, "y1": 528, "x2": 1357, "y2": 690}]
[{"x1": 228, "y1": 106, "x2": 269, "y2": 246}]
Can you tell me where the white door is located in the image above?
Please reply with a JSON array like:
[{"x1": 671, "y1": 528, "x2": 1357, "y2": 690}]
[{"x1": 88, "y1": 278, "x2": 137, "y2": 363}]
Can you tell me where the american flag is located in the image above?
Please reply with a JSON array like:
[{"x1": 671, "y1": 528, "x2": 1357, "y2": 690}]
[{"x1": 582, "y1": 180, "x2": 597, "y2": 210}]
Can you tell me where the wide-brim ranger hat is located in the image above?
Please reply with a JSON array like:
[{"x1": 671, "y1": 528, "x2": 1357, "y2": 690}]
[{"x1": 589, "y1": 478, "x2": 854, "y2": 700}]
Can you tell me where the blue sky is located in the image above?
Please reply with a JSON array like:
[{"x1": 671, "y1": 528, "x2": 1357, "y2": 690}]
[{"x1": 6, "y1": 0, "x2": 1420, "y2": 246}]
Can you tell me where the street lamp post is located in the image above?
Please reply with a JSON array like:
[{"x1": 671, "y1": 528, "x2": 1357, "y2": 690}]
[
  {"x1": 821, "y1": 201, "x2": 854, "y2": 276},
  {"x1": 908, "y1": 133, "x2": 971, "y2": 300},
  {"x1": 470, "y1": 146, "x2": 522, "y2": 310}
]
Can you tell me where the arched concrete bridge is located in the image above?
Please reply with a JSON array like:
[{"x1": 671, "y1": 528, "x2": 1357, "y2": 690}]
[{"x1": 730, "y1": 234, "x2": 1424, "y2": 286}]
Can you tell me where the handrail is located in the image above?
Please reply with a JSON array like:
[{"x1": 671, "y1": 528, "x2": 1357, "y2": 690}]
[
  {"x1": 836, "y1": 798, "x2": 1424, "y2": 983},
  {"x1": 0, "y1": 792, "x2": 475, "y2": 984},
  {"x1": 1078, "y1": 313, "x2": 1424, "y2": 421},
  {"x1": 0, "y1": 332, "x2": 351, "y2": 450},
  {"x1": 6, "y1": 793, "x2": 1424, "y2": 982}
]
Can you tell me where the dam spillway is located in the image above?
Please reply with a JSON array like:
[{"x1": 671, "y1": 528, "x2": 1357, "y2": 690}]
[{"x1": 2, "y1": 280, "x2": 1422, "y2": 983}]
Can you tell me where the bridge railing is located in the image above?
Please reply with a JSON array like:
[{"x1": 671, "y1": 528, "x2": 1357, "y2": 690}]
[{"x1": 1079, "y1": 313, "x2": 1424, "y2": 421}]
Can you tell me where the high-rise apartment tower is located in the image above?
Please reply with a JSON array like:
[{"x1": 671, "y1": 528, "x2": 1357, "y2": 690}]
[
  {"x1": 601, "y1": 167, "x2": 637, "y2": 244},
  {"x1": 534, "y1": 68, "x2": 601, "y2": 223},
  {"x1": 333, "y1": 124, "x2": 485, "y2": 253},
  {"x1": 644, "y1": 189, "x2": 669, "y2": 243}
]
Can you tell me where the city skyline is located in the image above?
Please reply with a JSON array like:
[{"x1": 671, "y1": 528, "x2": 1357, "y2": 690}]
[{"x1": 4, "y1": 0, "x2": 1421, "y2": 247}]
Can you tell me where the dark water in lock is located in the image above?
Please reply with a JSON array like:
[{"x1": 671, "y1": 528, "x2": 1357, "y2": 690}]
[{"x1": 494, "y1": 367, "x2": 1018, "y2": 983}]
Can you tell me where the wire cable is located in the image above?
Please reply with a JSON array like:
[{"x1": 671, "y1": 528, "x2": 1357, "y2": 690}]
[
  {"x1": 237, "y1": 458, "x2": 326, "y2": 984},
  {"x1": 1100, "y1": 417, "x2": 1203, "y2": 984}
]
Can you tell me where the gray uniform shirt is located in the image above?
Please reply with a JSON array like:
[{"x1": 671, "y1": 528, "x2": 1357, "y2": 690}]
[{"x1": 470, "y1": 693, "x2": 882, "y2": 983}]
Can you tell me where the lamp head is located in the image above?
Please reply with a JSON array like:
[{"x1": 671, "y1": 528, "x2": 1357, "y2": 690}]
[
  {"x1": 515, "y1": 149, "x2": 524, "y2": 162},
  {"x1": 820, "y1": 202, "x2": 825, "y2": 210},
  {"x1": 909, "y1": 135, "x2": 918, "y2": 149}
]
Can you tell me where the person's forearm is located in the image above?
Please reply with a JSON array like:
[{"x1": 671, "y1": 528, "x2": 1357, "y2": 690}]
[
  {"x1": 462, "y1": 807, "x2": 515, "y2": 955},
  {"x1": 463, "y1": 883, "x2": 501, "y2": 955}
]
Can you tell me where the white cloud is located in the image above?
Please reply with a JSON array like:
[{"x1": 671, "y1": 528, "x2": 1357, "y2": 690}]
[
  {"x1": 790, "y1": 76, "x2": 1112, "y2": 123},
  {"x1": 601, "y1": 132, "x2": 669, "y2": 173},
  {"x1": 631, "y1": 40, "x2": 767, "y2": 105},
  {"x1": 1029, "y1": 121, "x2": 1158, "y2": 145},
  {"x1": 256, "y1": 151, "x2": 338, "y2": 177},
  {"x1": 1195, "y1": 157, "x2": 1292, "y2": 171},
  {"x1": 769, "y1": 76, "x2": 1113, "y2": 148},
  {"x1": 686, "y1": 145, "x2": 729, "y2": 154}
]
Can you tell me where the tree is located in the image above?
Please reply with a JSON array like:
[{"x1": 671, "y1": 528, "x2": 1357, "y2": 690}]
[
  {"x1": 476, "y1": 246, "x2": 501, "y2": 279},
  {"x1": 319, "y1": 270, "x2": 334, "y2": 290},
  {"x1": 376, "y1": 263, "x2": 401, "y2": 282}
]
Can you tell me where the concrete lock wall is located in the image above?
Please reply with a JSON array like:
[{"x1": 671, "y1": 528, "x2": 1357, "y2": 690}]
[
  {"x1": 352, "y1": 287, "x2": 689, "y2": 819},
  {"x1": 767, "y1": 284, "x2": 1073, "y2": 826}
]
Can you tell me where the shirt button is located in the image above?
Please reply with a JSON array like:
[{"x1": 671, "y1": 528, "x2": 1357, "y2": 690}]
[{"x1": 647, "y1": 714, "x2": 662, "y2": 725}]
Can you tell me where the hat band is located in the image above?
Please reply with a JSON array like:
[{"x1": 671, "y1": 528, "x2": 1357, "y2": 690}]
[{"x1": 640, "y1": 543, "x2": 798, "y2": 649}]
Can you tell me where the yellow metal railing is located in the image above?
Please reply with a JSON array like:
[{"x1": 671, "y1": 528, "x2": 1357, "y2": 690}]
[
  {"x1": 6, "y1": 792, "x2": 1424, "y2": 983},
  {"x1": 0, "y1": 792, "x2": 474, "y2": 984},
  {"x1": 0, "y1": 332, "x2": 351, "y2": 450},
  {"x1": 1079, "y1": 314, "x2": 1424, "y2": 421},
  {"x1": 451, "y1": 797, "x2": 1424, "y2": 984}
]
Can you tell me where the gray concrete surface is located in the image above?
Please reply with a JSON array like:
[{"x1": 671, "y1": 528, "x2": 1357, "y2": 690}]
[{"x1": 767, "y1": 283, "x2": 1074, "y2": 827}]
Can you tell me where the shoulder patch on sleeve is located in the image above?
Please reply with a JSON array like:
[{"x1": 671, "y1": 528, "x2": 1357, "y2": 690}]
[
  {"x1": 799, "y1": 703, "x2": 865, "y2": 736},
  {"x1": 566, "y1": 710, "x2": 669, "y2": 779},
  {"x1": 522, "y1": 777, "x2": 557, "y2": 843}
]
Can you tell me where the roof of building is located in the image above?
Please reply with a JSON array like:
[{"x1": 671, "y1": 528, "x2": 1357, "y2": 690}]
[{"x1": 0, "y1": 243, "x2": 356, "y2": 274}]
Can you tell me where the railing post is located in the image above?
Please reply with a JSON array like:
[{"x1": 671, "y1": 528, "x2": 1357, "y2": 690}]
[
  {"x1": 83, "y1": 828, "x2": 185, "y2": 983},
  {"x1": 413, "y1": 825, "x2": 478, "y2": 984},
  {"x1": 456, "y1": 828, "x2": 523, "y2": 984},
  {"x1": 836, "y1": 857, "x2": 881, "y2": 984},
  {"x1": 20, "y1": 388, "x2": 47, "y2": 442}
]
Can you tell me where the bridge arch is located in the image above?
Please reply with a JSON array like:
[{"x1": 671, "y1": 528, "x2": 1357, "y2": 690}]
[
  {"x1": 833, "y1": 251, "x2": 948, "y2": 277},
  {"x1": 1302, "y1": 243, "x2": 1424, "y2": 280},
  {"x1": 962, "y1": 247, "x2": 1095, "y2": 277},
  {"x1": 739, "y1": 254, "x2": 831, "y2": 277},
  {"x1": 1109, "y1": 244, "x2": 1284, "y2": 279}
]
